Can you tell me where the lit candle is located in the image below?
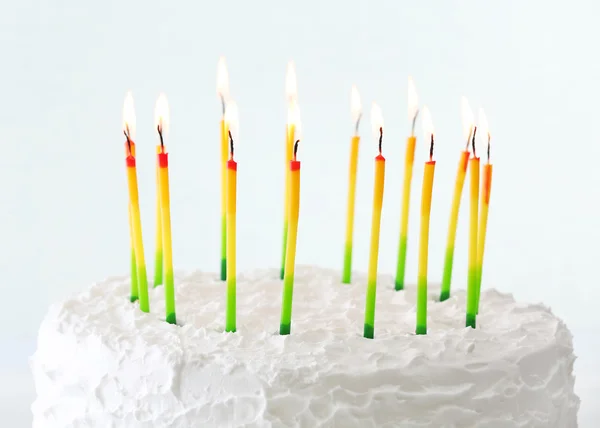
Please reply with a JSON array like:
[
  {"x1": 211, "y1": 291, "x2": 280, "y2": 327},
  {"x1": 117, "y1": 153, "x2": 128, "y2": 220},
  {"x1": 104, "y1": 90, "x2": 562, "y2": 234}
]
[
  {"x1": 440, "y1": 97, "x2": 474, "y2": 301},
  {"x1": 394, "y1": 77, "x2": 419, "y2": 291},
  {"x1": 416, "y1": 107, "x2": 436, "y2": 335},
  {"x1": 280, "y1": 60, "x2": 297, "y2": 280},
  {"x1": 363, "y1": 103, "x2": 385, "y2": 339},
  {"x1": 475, "y1": 108, "x2": 493, "y2": 314},
  {"x1": 224, "y1": 101, "x2": 239, "y2": 333},
  {"x1": 342, "y1": 85, "x2": 362, "y2": 284},
  {"x1": 154, "y1": 145, "x2": 164, "y2": 287},
  {"x1": 155, "y1": 94, "x2": 176, "y2": 324},
  {"x1": 217, "y1": 57, "x2": 230, "y2": 281},
  {"x1": 466, "y1": 119, "x2": 480, "y2": 329},
  {"x1": 279, "y1": 105, "x2": 302, "y2": 335},
  {"x1": 122, "y1": 92, "x2": 149, "y2": 312}
]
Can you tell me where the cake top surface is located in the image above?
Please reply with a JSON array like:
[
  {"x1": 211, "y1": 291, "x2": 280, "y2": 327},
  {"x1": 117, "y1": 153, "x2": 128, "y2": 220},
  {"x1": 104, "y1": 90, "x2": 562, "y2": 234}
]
[{"x1": 38, "y1": 265, "x2": 567, "y2": 370}]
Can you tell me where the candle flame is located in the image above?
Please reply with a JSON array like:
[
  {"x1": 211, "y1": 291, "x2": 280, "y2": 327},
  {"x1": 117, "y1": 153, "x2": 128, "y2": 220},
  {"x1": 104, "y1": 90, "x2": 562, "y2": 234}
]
[
  {"x1": 122, "y1": 91, "x2": 136, "y2": 140},
  {"x1": 461, "y1": 96, "x2": 474, "y2": 143},
  {"x1": 421, "y1": 106, "x2": 434, "y2": 141},
  {"x1": 217, "y1": 56, "x2": 230, "y2": 102},
  {"x1": 224, "y1": 100, "x2": 239, "y2": 143},
  {"x1": 408, "y1": 76, "x2": 419, "y2": 125},
  {"x1": 288, "y1": 99, "x2": 302, "y2": 141},
  {"x1": 351, "y1": 85, "x2": 362, "y2": 131},
  {"x1": 370, "y1": 102, "x2": 383, "y2": 140},
  {"x1": 478, "y1": 107, "x2": 490, "y2": 143},
  {"x1": 285, "y1": 61, "x2": 297, "y2": 102},
  {"x1": 154, "y1": 93, "x2": 170, "y2": 138}
]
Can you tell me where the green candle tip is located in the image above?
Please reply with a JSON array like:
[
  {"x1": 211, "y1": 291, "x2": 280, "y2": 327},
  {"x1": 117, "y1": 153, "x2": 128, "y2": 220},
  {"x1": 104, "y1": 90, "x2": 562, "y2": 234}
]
[
  {"x1": 279, "y1": 323, "x2": 291, "y2": 335},
  {"x1": 439, "y1": 290, "x2": 450, "y2": 301},
  {"x1": 363, "y1": 324, "x2": 374, "y2": 339},
  {"x1": 225, "y1": 327, "x2": 236, "y2": 333},
  {"x1": 130, "y1": 295, "x2": 138, "y2": 303},
  {"x1": 466, "y1": 314, "x2": 476, "y2": 329},
  {"x1": 394, "y1": 281, "x2": 404, "y2": 291},
  {"x1": 166, "y1": 313, "x2": 177, "y2": 325},
  {"x1": 279, "y1": 268, "x2": 285, "y2": 280},
  {"x1": 416, "y1": 325, "x2": 427, "y2": 335}
]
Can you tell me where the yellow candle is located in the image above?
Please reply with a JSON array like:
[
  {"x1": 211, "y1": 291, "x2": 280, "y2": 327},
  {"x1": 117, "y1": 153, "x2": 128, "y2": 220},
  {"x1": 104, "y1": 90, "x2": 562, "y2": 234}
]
[
  {"x1": 466, "y1": 154, "x2": 480, "y2": 328},
  {"x1": 342, "y1": 85, "x2": 362, "y2": 284},
  {"x1": 224, "y1": 101, "x2": 239, "y2": 333},
  {"x1": 154, "y1": 145, "x2": 163, "y2": 287},
  {"x1": 394, "y1": 77, "x2": 419, "y2": 291},
  {"x1": 155, "y1": 93, "x2": 176, "y2": 324},
  {"x1": 416, "y1": 106, "x2": 436, "y2": 335},
  {"x1": 475, "y1": 108, "x2": 493, "y2": 314},
  {"x1": 280, "y1": 61, "x2": 298, "y2": 280},
  {"x1": 364, "y1": 103, "x2": 385, "y2": 339},
  {"x1": 123, "y1": 129, "x2": 138, "y2": 303},
  {"x1": 217, "y1": 57, "x2": 230, "y2": 281}
]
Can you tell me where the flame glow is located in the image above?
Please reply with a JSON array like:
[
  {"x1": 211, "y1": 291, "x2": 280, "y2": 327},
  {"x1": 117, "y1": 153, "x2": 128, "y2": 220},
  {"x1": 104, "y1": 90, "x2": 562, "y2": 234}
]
[
  {"x1": 225, "y1": 101, "x2": 239, "y2": 143},
  {"x1": 478, "y1": 107, "x2": 490, "y2": 144},
  {"x1": 371, "y1": 102, "x2": 384, "y2": 140},
  {"x1": 408, "y1": 77, "x2": 419, "y2": 123},
  {"x1": 217, "y1": 56, "x2": 229, "y2": 101},
  {"x1": 285, "y1": 61, "x2": 297, "y2": 102},
  {"x1": 461, "y1": 96, "x2": 474, "y2": 142},
  {"x1": 122, "y1": 91, "x2": 136, "y2": 140},
  {"x1": 288, "y1": 100, "x2": 302, "y2": 140},
  {"x1": 421, "y1": 106, "x2": 434, "y2": 141},
  {"x1": 351, "y1": 85, "x2": 362, "y2": 127},
  {"x1": 154, "y1": 93, "x2": 170, "y2": 138}
]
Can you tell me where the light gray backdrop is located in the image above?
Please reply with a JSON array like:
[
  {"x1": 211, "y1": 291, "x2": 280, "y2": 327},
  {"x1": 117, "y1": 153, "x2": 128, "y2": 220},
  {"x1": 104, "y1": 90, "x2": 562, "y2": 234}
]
[{"x1": 1, "y1": 0, "x2": 598, "y2": 426}]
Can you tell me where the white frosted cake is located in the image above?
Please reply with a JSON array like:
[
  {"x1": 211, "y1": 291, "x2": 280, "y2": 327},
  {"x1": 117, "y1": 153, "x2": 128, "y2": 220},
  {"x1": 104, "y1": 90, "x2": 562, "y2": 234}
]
[{"x1": 31, "y1": 266, "x2": 579, "y2": 427}]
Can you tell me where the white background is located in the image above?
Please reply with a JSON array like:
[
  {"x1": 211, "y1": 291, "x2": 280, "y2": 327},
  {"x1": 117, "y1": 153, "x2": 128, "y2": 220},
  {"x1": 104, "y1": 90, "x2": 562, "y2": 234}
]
[{"x1": 1, "y1": 0, "x2": 598, "y2": 426}]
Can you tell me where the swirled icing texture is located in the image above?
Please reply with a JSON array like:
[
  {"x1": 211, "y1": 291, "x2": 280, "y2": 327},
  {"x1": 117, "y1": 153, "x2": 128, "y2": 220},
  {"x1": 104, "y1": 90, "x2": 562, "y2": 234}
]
[{"x1": 31, "y1": 266, "x2": 579, "y2": 427}]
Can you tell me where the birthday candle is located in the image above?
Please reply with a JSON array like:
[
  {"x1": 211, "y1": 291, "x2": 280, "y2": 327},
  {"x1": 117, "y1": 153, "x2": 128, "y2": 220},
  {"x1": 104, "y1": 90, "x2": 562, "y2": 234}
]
[
  {"x1": 475, "y1": 108, "x2": 493, "y2": 314},
  {"x1": 280, "y1": 107, "x2": 302, "y2": 335},
  {"x1": 122, "y1": 92, "x2": 149, "y2": 312},
  {"x1": 440, "y1": 97, "x2": 474, "y2": 301},
  {"x1": 416, "y1": 107, "x2": 436, "y2": 335},
  {"x1": 128, "y1": 209, "x2": 138, "y2": 302},
  {"x1": 154, "y1": 144, "x2": 163, "y2": 287},
  {"x1": 466, "y1": 126, "x2": 480, "y2": 329},
  {"x1": 217, "y1": 57, "x2": 230, "y2": 281},
  {"x1": 155, "y1": 94, "x2": 176, "y2": 325},
  {"x1": 280, "y1": 61, "x2": 297, "y2": 280},
  {"x1": 394, "y1": 77, "x2": 419, "y2": 291},
  {"x1": 364, "y1": 103, "x2": 385, "y2": 340},
  {"x1": 342, "y1": 85, "x2": 362, "y2": 284},
  {"x1": 225, "y1": 101, "x2": 239, "y2": 333}
]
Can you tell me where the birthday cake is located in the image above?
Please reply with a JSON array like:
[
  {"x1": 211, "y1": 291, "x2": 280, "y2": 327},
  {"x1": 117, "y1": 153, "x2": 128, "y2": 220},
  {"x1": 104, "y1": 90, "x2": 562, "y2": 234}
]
[{"x1": 31, "y1": 266, "x2": 579, "y2": 427}]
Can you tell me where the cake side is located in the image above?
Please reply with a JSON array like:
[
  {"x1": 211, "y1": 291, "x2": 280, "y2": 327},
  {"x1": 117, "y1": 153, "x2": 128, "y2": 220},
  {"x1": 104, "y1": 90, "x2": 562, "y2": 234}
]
[{"x1": 31, "y1": 266, "x2": 579, "y2": 428}]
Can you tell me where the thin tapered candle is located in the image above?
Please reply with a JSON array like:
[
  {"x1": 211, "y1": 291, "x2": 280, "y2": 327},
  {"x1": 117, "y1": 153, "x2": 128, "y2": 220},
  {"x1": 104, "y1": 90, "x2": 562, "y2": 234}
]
[
  {"x1": 217, "y1": 57, "x2": 230, "y2": 281},
  {"x1": 440, "y1": 97, "x2": 474, "y2": 301},
  {"x1": 475, "y1": 108, "x2": 493, "y2": 314},
  {"x1": 416, "y1": 107, "x2": 436, "y2": 335},
  {"x1": 280, "y1": 61, "x2": 297, "y2": 280},
  {"x1": 155, "y1": 94, "x2": 176, "y2": 324},
  {"x1": 280, "y1": 109, "x2": 302, "y2": 335},
  {"x1": 122, "y1": 109, "x2": 139, "y2": 303},
  {"x1": 225, "y1": 101, "x2": 239, "y2": 333},
  {"x1": 154, "y1": 145, "x2": 163, "y2": 287},
  {"x1": 364, "y1": 103, "x2": 385, "y2": 339},
  {"x1": 129, "y1": 210, "x2": 138, "y2": 302},
  {"x1": 122, "y1": 93, "x2": 149, "y2": 311},
  {"x1": 466, "y1": 128, "x2": 480, "y2": 329},
  {"x1": 394, "y1": 77, "x2": 419, "y2": 291},
  {"x1": 342, "y1": 85, "x2": 362, "y2": 284}
]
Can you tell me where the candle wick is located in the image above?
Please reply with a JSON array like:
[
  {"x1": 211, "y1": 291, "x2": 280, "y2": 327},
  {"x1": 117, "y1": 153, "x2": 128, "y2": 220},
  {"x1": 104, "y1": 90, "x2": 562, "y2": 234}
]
[
  {"x1": 471, "y1": 126, "x2": 477, "y2": 158},
  {"x1": 429, "y1": 134, "x2": 434, "y2": 162},
  {"x1": 411, "y1": 109, "x2": 419, "y2": 137},
  {"x1": 124, "y1": 130, "x2": 132, "y2": 156},
  {"x1": 157, "y1": 125, "x2": 164, "y2": 152},
  {"x1": 378, "y1": 127, "x2": 383, "y2": 154},
  {"x1": 354, "y1": 113, "x2": 362, "y2": 136},
  {"x1": 229, "y1": 130, "x2": 234, "y2": 160},
  {"x1": 220, "y1": 94, "x2": 226, "y2": 116},
  {"x1": 293, "y1": 139, "x2": 300, "y2": 161},
  {"x1": 487, "y1": 135, "x2": 491, "y2": 163}
]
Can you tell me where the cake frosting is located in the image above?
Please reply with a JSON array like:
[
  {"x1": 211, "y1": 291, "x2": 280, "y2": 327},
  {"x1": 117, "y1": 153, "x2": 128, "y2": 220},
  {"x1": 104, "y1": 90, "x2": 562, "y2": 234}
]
[{"x1": 31, "y1": 266, "x2": 579, "y2": 427}]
